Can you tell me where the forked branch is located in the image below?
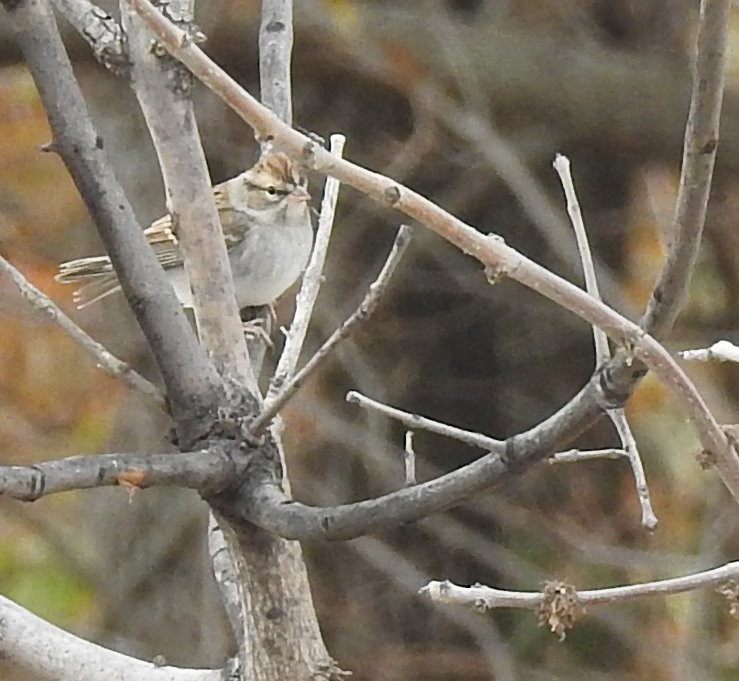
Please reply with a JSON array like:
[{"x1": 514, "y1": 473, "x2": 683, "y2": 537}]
[{"x1": 127, "y1": 0, "x2": 739, "y2": 503}]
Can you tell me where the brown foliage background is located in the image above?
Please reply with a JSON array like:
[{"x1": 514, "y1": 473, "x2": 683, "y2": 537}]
[{"x1": 3, "y1": 1, "x2": 739, "y2": 679}]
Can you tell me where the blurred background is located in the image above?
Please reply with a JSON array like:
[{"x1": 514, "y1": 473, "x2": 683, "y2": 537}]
[{"x1": 3, "y1": 0, "x2": 739, "y2": 679}]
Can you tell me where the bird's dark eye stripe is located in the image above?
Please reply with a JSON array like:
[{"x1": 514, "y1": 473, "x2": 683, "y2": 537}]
[{"x1": 246, "y1": 181, "x2": 291, "y2": 196}]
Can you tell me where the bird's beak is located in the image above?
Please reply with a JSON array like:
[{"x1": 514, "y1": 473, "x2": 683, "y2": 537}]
[{"x1": 289, "y1": 185, "x2": 311, "y2": 203}]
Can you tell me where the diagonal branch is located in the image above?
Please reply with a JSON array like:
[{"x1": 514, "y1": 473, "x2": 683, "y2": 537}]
[
  {"x1": 348, "y1": 391, "x2": 632, "y2": 468},
  {"x1": 0, "y1": 254, "x2": 164, "y2": 407},
  {"x1": 346, "y1": 390, "x2": 503, "y2": 452},
  {"x1": 2, "y1": 0, "x2": 220, "y2": 442},
  {"x1": 251, "y1": 224, "x2": 412, "y2": 434}
]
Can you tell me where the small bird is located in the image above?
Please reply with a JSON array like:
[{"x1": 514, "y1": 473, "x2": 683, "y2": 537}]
[{"x1": 56, "y1": 153, "x2": 314, "y2": 310}]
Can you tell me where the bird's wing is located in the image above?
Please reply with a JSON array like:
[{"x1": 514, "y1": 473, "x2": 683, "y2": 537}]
[
  {"x1": 144, "y1": 184, "x2": 249, "y2": 260},
  {"x1": 214, "y1": 181, "x2": 251, "y2": 247}
]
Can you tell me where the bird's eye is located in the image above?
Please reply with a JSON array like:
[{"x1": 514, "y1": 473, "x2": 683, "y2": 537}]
[{"x1": 266, "y1": 185, "x2": 277, "y2": 196}]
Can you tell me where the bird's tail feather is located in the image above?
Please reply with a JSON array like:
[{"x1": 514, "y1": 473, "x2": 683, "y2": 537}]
[{"x1": 56, "y1": 257, "x2": 121, "y2": 309}]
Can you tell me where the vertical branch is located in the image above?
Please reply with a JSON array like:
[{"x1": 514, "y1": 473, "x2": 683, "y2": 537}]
[
  {"x1": 121, "y1": 0, "x2": 256, "y2": 392},
  {"x1": 259, "y1": 0, "x2": 294, "y2": 129},
  {"x1": 207, "y1": 3, "x2": 340, "y2": 680},
  {"x1": 641, "y1": 0, "x2": 730, "y2": 338},
  {"x1": 553, "y1": 154, "x2": 608, "y2": 362}
]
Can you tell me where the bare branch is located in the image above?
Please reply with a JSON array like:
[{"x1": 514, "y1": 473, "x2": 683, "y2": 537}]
[
  {"x1": 404, "y1": 431, "x2": 416, "y2": 486},
  {"x1": 0, "y1": 594, "x2": 222, "y2": 681},
  {"x1": 3, "y1": 0, "x2": 220, "y2": 442},
  {"x1": 349, "y1": 394, "x2": 629, "y2": 465},
  {"x1": 267, "y1": 133, "x2": 346, "y2": 400},
  {"x1": 552, "y1": 153, "x2": 608, "y2": 362},
  {"x1": 0, "y1": 449, "x2": 236, "y2": 501},
  {"x1": 259, "y1": 0, "x2": 294, "y2": 129},
  {"x1": 207, "y1": 513, "x2": 246, "y2": 643},
  {"x1": 612, "y1": 410, "x2": 657, "y2": 530},
  {"x1": 419, "y1": 86, "x2": 627, "y2": 311},
  {"x1": 549, "y1": 448, "x2": 626, "y2": 463},
  {"x1": 125, "y1": 0, "x2": 739, "y2": 504},
  {"x1": 680, "y1": 340, "x2": 739, "y2": 363},
  {"x1": 420, "y1": 559, "x2": 739, "y2": 609},
  {"x1": 553, "y1": 153, "x2": 657, "y2": 530},
  {"x1": 234, "y1": 437, "x2": 541, "y2": 540},
  {"x1": 120, "y1": 0, "x2": 255, "y2": 390},
  {"x1": 51, "y1": 0, "x2": 129, "y2": 75},
  {"x1": 346, "y1": 390, "x2": 503, "y2": 453},
  {"x1": 641, "y1": 0, "x2": 731, "y2": 338},
  {"x1": 250, "y1": 225, "x2": 412, "y2": 434},
  {"x1": 0, "y1": 254, "x2": 164, "y2": 407}
]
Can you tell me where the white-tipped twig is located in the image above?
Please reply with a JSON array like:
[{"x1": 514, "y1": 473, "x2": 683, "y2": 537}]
[
  {"x1": 249, "y1": 225, "x2": 413, "y2": 434},
  {"x1": 554, "y1": 153, "x2": 657, "y2": 530},
  {"x1": 553, "y1": 154, "x2": 607, "y2": 359},
  {"x1": 549, "y1": 448, "x2": 626, "y2": 463},
  {"x1": 679, "y1": 340, "x2": 739, "y2": 363},
  {"x1": 0, "y1": 255, "x2": 164, "y2": 407},
  {"x1": 268, "y1": 134, "x2": 346, "y2": 400},
  {"x1": 404, "y1": 431, "x2": 417, "y2": 486}
]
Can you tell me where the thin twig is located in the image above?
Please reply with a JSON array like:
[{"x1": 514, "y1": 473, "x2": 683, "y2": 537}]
[
  {"x1": 554, "y1": 153, "x2": 657, "y2": 531},
  {"x1": 267, "y1": 134, "x2": 346, "y2": 400},
  {"x1": 612, "y1": 410, "x2": 657, "y2": 530},
  {"x1": 404, "y1": 431, "x2": 417, "y2": 486},
  {"x1": 421, "y1": 559, "x2": 739, "y2": 609},
  {"x1": 0, "y1": 255, "x2": 164, "y2": 407},
  {"x1": 549, "y1": 448, "x2": 626, "y2": 463},
  {"x1": 347, "y1": 390, "x2": 503, "y2": 453},
  {"x1": 348, "y1": 394, "x2": 626, "y2": 465},
  {"x1": 249, "y1": 225, "x2": 413, "y2": 434},
  {"x1": 680, "y1": 340, "x2": 739, "y2": 363},
  {"x1": 553, "y1": 153, "x2": 608, "y2": 361}
]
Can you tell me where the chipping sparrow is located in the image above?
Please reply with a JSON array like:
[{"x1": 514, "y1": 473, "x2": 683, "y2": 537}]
[{"x1": 56, "y1": 153, "x2": 314, "y2": 310}]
